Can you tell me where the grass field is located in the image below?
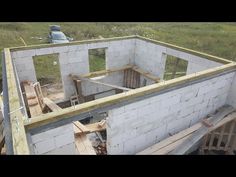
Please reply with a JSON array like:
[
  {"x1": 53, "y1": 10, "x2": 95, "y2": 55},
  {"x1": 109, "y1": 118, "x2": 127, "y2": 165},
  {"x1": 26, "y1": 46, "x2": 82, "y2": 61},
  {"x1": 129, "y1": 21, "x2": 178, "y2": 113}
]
[{"x1": 1, "y1": 22, "x2": 236, "y2": 86}]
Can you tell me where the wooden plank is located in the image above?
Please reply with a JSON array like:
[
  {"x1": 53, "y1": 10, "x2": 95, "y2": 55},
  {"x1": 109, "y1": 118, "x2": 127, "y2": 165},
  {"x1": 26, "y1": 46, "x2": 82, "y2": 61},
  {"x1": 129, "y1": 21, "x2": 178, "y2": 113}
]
[
  {"x1": 208, "y1": 111, "x2": 236, "y2": 131},
  {"x1": 126, "y1": 69, "x2": 131, "y2": 88},
  {"x1": 71, "y1": 75, "x2": 132, "y2": 91},
  {"x1": 73, "y1": 120, "x2": 106, "y2": 135},
  {"x1": 23, "y1": 81, "x2": 42, "y2": 117},
  {"x1": 86, "y1": 121, "x2": 106, "y2": 133},
  {"x1": 123, "y1": 69, "x2": 127, "y2": 87},
  {"x1": 137, "y1": 122, "x2": 202, "y2": 154},
  {"x1": 132, "y1": 66, "x2": 160, "y2": 82},
  {"x1": 43, "y1": 97, "x2": 62, "y2": 112},
  {"x1": 4, "y1": 48, "x2": 30, "y2": 154},
  {"x1": 132, "y1": 69, "x2": 135, "y2": 88},
  {"x1": 170, "y1": 105, "x2": 235, "y2": 155},
  {"x1": 200, "y1": 134, "x2": 209, "y2": 153},
  {"x1": 153, "y1": 135, "x2": 191, "y2": 155},
  {"x1": 73, "y1": 121, "x2": 90, "y2": 133},
  {"x1": 80, "y1": 65, "x2": 133, "y2": 78},
  {"x1": 76, "y1": 80, "x2": 85, "y2": 103},
  {"x1": 208, "y1": 132, "x2": 216, "y2": 150},
  {"x1": 136, "y1": 72, "x2": 140, "y2": 88},
  {"x1": 216, "y1": 125, "x2": 226, "y2": 149},
  {"x1": 74, "y1": 133, "x2": 96, "y2": 155},
  {"x1": 224, "y1": 121, "x2": 236, "y2": 150},
  {"x1": 34, "y1": 82, "x2": 45, "y2": 110}
]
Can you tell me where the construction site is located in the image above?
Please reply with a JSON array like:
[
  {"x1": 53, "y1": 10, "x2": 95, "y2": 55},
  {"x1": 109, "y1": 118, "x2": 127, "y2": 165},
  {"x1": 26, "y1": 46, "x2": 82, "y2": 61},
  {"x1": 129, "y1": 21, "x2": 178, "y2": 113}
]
[{"x1": 1, "y1": 35, "x2": 236, "y2": 155}]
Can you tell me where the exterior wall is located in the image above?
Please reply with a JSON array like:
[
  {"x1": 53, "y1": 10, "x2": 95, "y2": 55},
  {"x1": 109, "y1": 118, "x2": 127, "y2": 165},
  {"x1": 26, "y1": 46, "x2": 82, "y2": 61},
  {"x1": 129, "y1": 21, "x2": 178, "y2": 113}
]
[
  {"x1": 226, "y1": 72, "x2": 236, "y2": 108},
  {"x1": 107, "y1": 72, "x2": 235, "y2": 154},
  {"x1": 135, "y1": 39, "x2": 167, "y2": 79},
  {"x1": 30, "y1": 123, "x2": 76, "y2": 154},
  {"x1": 134, "y1": 39, "x2": 223, "y2": 79},
  {"x1": 11, "y1": 39, "x2": 135, "y2": 100}
]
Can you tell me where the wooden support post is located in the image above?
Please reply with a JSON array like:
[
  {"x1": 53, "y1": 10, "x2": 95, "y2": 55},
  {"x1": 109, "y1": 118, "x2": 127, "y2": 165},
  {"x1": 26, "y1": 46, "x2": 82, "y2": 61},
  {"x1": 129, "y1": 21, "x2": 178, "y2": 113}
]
[
  {"x1": 33, "y1": 82, "x2": 45, "y2": 111},
  {"x1": 217, "y1": 125, "x2": 226, "y2": 150},
  {"x1": 208, "y1": 133, "x2": 216, "y2": 150},
  {"x1": 4, "y1": 48, "x2": 30, "y2": 154},
  {"x1": 224, "y1": 121, "x2": 236, "y2": 151},
  {"x1": 75, "y1": 80, "x2": 85, "y2": 103}
]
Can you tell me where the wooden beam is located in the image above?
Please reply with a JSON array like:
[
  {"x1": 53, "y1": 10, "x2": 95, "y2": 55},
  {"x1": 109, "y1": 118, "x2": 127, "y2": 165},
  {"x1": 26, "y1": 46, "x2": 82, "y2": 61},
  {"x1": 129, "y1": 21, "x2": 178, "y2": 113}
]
[
  {"x1": 80, "y1": 65, "x2": 133, "y2": 78},
  {"x1": 224, "y1": 121, "x2": 236, "y2": 150},
  {"x1": 73, "y1": 121, "x2": 90, "y2": 133},
  {"x1": 71, "y1": 74, "x2": 132, "y2": 91},
  {"x1": 43, "y1": 97, "x2": 62, "y2": 112},
  {"x1": 86, "y1": 121, "x2": 106, "y2": 133},
  {"x1": 73, "y1": 120, "x2": 106, "y2": 135},
  {"x1": 74, "y1": 133, "x2": 96, "y2": 155},
  {"x1": 4, "y1": 48, "x2": 30, "y2": 154},
  {"x1": 34, "y1": 82, "x2": 45, "y2": 110},
  {"x1": 22, "y1": 81, "x2": 42, "y2": 117},
  {"x1": 75, "y1": 80, "x2": 85, "y2": 103},
  {"x1": 132, "y1": 66, "x2": 160, "y2": 82},
  {"x1": 216, "y1": 125, "x2": 226, "y2": 149}
]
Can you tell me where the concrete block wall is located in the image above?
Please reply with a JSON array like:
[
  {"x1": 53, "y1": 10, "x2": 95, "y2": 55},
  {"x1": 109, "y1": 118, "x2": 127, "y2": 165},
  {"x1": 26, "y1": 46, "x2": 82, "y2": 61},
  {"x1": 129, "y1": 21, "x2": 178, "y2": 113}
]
[
  {"x1": 30, "y1": 123, "x2": 76, "y2": 154},
  {"x1": 134, "y1": 39, "x2": 223, "y2": 79},
  {"x1": 107, "y1": 71, "x2": 235, "y2": 154},
  {"x1": 135, "y1": 39, "x2": 167, "y2": 79},
  {"x1": 11, "y1": 39, "x2": 135, "y2": 100},
  {"x1": 81, "y1": 71, "x2": 124, "y2": 96},
  {"x1": 226, "y1": 72, "x2": 236, "y2": 108}
]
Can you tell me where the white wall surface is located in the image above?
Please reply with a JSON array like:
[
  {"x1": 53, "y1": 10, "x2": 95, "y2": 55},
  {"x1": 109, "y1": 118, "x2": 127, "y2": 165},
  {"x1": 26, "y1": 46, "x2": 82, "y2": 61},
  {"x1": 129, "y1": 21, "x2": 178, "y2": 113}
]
[
  {"x1": 30, "y1": 123, "x2": 76, "y2": 154},
  {"x1": 107, "y1": 72, "x2": 235, "y2": 154}
]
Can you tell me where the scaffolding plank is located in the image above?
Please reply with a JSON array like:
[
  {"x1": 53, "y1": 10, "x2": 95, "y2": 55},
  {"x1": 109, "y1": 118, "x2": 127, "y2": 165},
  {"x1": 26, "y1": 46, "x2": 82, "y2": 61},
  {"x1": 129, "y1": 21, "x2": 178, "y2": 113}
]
[
  {"x1": 132, "y1": 66, "x2": 160, "y2": 82},
  {"x1": 74, "y1": 133, "x2": 96, "y2": 155},
  {"x1": 170, "y1": 105, "x2": 235, "y2": 155},
  {"x1": 216, "y1": 125, "x2": 226, "y2": 149},
  {"x1": 70, "y1": 74, "x2": 132, "y2": 91},
  {"x1": 43, "y1": 97, "x2": 62, "y2": 112},
  {"x1": 73, "y1": 121, "x2": 90, "y2": 133}
]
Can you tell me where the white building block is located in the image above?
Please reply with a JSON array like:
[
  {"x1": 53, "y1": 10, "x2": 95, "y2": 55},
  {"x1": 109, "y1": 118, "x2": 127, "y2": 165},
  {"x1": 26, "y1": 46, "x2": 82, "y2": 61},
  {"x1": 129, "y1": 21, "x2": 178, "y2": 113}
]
[
  {"x1": 35, "y1": 47, "x2": 54, "y2": 56},
  {"x1": 45, "y1": 143, "x2": 76, "y2": 155},
  {"x1": 52, "y1": 46, "x2": 69, "y2": 53},
  {"x1": 33, "y1": 138, "x2": 56, "y2": 154},
  {"x1": 54, "y1": 132, "x2": 74, "y2": 148}
]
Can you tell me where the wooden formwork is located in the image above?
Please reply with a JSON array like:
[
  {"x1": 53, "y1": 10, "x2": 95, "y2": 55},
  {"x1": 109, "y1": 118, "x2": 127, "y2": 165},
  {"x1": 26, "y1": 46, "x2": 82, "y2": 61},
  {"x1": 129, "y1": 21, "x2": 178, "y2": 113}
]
[{"x1": 200, "y1": 119, "x2": 236, "y2": 155}]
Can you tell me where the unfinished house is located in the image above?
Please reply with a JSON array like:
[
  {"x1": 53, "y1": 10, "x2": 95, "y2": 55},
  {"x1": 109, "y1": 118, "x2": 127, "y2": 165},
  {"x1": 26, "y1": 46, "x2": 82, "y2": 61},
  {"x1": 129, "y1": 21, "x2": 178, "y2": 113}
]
[{"x1": 1, "y1": 35, "x2": 236, "y2": 155}]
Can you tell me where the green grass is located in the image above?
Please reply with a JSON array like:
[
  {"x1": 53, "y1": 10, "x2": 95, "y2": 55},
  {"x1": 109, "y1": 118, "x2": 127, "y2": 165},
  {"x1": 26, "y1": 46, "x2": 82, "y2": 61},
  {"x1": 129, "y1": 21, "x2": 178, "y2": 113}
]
[
  {"x1": 1, "y1": 22, "x2": 236, "y2": 84},
  {"x1": 164, "y1": 55, "x2": 188, "y2": 80},
  {"x1": 33, "y1": 54, "x2": 62, "y2": 85},
  {"x1": 89, "y1": 48, "x2": 106, "y2": 72}
]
